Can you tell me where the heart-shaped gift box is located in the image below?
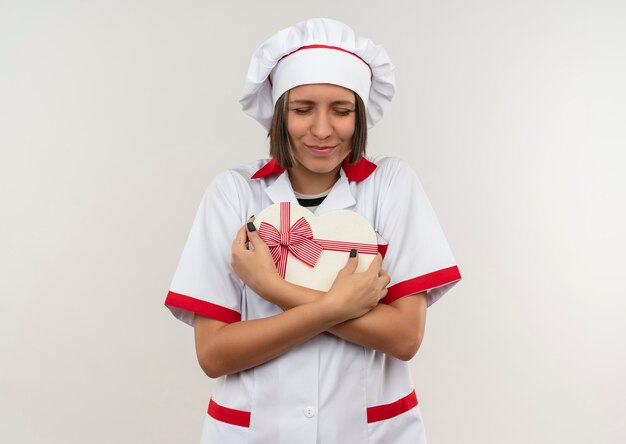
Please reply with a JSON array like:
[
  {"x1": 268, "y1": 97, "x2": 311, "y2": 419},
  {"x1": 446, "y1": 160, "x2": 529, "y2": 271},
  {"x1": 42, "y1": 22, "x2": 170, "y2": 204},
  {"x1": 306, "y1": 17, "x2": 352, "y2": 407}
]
[{"x1": 253, "y1": 202, "x2": 379, "y2": 291}]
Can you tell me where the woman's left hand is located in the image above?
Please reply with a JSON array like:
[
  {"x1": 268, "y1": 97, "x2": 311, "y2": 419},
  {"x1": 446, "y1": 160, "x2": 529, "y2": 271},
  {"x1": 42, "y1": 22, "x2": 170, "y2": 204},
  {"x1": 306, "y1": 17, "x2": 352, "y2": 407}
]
[{"x1": 231, "y1": 218, "x2": 283, "y2": 300}]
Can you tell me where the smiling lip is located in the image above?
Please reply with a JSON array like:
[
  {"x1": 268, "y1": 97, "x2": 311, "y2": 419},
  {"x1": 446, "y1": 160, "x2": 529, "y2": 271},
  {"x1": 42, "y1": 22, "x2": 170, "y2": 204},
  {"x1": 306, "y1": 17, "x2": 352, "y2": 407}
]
[{"x1": 306, "y1": 145, "x2": 336, "y2": 156}]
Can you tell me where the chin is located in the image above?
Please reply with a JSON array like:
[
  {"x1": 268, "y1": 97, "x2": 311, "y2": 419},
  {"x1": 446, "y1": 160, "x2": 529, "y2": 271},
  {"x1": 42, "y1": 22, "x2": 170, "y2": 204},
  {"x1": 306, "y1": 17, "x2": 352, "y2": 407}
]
[{"x1": 300, "y1": 158, "x2": 344, "y2": 174}]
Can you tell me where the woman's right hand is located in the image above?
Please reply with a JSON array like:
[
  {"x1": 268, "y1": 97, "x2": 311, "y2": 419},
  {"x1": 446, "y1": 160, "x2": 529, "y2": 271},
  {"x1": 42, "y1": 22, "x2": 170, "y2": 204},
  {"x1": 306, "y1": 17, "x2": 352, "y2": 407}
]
[
  {"x1": 231, "y1": 218, "x2": 282, "y2": 299},
  {"x1": 326, "y1": 253, "x2": 390, "y2": 323}
]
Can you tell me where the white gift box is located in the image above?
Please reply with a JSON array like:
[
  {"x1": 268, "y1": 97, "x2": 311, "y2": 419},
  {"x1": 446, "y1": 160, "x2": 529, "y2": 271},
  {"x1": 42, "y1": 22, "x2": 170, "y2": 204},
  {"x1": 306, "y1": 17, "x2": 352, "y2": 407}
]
[{"x1": 253, "y1": 202, "x2": 379, "y2": 291}]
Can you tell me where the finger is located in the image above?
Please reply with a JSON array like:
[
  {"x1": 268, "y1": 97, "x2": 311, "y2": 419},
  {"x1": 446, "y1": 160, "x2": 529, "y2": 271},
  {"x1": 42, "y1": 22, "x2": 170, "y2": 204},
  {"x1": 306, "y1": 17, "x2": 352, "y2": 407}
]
[
  {"x1": 340, "y1": 249, "x2": 359, "y2": 275},
  {"x1": 378, "y1": 288, "x2": 388, "y2": 301},
  {"x1": 381, "y1": 271, "x2": 391, "y2": 287},
  {"x1": 246, "y1": 221, "x2": 270, "y2": 251},
  {"x1": 367, "y1": 253, "x2": 383, "y2": 273},
  {"x1": 376, "y1": 264, "x2": 389, "y2": 279},
  {"x1": 232, "y1": 225, "x2": 248, "y2": 249},
  {"x1": 377, "y1": 273, "x2": 391, "y2": 290}
]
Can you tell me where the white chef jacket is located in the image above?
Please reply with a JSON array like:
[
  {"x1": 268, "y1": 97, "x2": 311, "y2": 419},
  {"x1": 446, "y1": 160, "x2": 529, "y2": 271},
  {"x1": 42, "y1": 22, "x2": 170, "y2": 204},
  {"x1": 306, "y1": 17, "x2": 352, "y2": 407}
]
[{"x1": 165, "y1": 155, "x2": 461, "y2": 444}]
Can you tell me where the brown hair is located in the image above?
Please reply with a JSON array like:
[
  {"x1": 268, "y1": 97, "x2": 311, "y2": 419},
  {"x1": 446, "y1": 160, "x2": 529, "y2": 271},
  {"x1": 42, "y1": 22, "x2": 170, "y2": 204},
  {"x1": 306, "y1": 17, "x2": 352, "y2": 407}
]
[{"x1": 269, "y1": 90, "x2": 368, "y2": 169}]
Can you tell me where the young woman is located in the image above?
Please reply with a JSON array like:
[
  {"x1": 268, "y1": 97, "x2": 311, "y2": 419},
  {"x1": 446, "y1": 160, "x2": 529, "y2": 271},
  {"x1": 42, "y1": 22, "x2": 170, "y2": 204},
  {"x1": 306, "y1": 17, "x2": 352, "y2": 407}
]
[{"x1": 165, "y1": 18, "x2": 461, "y2": 444}]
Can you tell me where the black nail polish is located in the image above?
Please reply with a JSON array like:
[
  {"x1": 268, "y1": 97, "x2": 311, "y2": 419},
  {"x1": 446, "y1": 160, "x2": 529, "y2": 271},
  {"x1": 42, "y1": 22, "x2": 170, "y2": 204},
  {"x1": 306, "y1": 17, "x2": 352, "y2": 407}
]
[
  {"x1": 349, "y1": 248, "x2": 357, "y2": 257},
  {"x1": 247, "y1": 222, "x2": 256, "y2": 232}
]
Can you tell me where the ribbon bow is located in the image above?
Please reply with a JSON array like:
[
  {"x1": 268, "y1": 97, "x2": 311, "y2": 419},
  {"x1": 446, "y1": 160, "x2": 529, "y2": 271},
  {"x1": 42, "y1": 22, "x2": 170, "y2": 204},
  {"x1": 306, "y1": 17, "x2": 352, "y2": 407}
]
[{"x1": 258, "y1": 202, "x2": 323, "y2": 278}]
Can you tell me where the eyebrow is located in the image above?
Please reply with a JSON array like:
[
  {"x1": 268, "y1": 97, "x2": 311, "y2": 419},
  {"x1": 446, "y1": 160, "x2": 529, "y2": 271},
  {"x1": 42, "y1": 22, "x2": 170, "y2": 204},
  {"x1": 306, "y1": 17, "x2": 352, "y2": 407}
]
[{"x1": 289, "y1": 99, "x2": 356, "y2": 107}]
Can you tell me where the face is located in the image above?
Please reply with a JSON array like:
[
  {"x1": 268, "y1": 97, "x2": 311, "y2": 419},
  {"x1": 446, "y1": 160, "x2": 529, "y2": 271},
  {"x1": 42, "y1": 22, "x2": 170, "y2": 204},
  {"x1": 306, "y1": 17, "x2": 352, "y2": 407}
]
[{"x1": 286, "y1": 83, "x2": 356, "y2": 193}]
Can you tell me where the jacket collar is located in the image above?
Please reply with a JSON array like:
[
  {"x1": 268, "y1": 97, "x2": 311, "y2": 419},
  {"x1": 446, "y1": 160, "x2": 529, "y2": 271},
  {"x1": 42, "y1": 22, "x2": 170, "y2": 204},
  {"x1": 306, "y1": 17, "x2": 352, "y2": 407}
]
[
  {"x1": 263, "y1": 166, "x2": 357, "y2": 212},
  {"x1": 251, "y1": 156, "x2": 377, "y2": 182},
  {"x1": 257, "y1": 157, "x2": 376, "y2": 212}
]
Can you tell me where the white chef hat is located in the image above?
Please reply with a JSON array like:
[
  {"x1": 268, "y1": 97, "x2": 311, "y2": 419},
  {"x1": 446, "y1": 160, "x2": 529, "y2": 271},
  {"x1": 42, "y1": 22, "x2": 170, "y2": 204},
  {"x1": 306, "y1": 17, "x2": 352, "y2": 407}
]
[{"x1": 239, "y1": 18, "x2": 396, "y2": 130}]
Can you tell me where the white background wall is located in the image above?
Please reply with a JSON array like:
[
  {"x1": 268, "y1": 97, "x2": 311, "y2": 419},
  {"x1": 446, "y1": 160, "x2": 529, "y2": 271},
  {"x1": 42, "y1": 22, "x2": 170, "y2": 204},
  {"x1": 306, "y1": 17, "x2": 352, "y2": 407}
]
[{"x1": 1, "y1": 0, "x2": 625, "y2": 443}]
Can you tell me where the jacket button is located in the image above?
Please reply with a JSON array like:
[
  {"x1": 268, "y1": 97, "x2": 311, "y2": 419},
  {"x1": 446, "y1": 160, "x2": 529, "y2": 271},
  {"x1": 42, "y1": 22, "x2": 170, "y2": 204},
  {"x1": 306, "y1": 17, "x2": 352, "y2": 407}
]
[{"x1": 303, "y1": 406, "x2": 316, "y2": 418}]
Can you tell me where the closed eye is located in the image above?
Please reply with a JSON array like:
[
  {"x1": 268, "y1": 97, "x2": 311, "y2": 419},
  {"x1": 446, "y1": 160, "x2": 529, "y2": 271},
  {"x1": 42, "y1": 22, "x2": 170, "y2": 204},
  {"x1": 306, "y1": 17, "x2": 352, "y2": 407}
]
[
  {"x1": 334, "y1": 108, "x2": 354, "y2": 116},
  {"x1": 290, "y1": 108, "x2": 312, "y2": 115}
]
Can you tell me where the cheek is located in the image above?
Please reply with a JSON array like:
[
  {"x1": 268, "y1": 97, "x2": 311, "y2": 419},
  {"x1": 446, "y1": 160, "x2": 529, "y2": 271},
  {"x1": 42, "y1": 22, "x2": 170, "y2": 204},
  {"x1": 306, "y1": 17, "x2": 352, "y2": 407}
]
[
  {"x1": 286, "y1": 118, "x2": 307, "y2": 140},
  {"x1": 338, "y1": 119, "x2": 356, "y2": 142}
]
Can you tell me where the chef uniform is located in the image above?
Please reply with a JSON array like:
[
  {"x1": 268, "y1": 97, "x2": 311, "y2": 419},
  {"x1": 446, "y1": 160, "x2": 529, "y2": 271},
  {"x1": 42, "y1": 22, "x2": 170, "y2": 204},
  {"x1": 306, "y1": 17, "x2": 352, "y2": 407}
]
[{"x1": 165, "y1": 18, "x2": 461, "y2": 444}]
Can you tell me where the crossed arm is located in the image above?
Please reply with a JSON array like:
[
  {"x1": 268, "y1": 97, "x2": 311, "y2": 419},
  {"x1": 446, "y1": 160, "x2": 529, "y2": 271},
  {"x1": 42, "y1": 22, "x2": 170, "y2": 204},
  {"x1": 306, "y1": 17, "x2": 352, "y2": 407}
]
[{"x1": 194, "y1": 221, "x2": 427, "y2": 378}]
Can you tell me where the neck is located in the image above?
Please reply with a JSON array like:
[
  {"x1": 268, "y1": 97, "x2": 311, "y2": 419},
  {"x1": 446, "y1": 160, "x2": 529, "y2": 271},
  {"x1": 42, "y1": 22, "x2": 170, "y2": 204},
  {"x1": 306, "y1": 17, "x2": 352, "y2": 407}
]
[{"x1": 287, "y1": 164, "x2": 341, "y2": 195}]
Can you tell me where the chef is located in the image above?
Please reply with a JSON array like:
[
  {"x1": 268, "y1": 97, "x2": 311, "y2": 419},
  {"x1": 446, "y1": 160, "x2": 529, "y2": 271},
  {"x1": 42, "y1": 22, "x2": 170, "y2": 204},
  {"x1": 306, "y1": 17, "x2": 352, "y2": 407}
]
[{"x1": 165, "y1": 17, "x2": 461, "y2": 444}]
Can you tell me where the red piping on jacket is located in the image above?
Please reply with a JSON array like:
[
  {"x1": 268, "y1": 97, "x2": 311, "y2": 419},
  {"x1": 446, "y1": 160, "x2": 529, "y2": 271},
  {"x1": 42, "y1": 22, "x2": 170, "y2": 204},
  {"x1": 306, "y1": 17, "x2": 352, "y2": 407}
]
[{"x1": 165, "y1": 291, "x2": 241, "y2": 324}]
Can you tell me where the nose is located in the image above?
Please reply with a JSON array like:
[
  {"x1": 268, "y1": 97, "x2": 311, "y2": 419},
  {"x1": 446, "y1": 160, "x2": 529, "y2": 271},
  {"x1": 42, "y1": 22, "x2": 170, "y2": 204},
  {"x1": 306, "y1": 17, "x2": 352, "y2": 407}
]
[{"x1": 310, "y1": 111, "x2": 332, "y2": 140}]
